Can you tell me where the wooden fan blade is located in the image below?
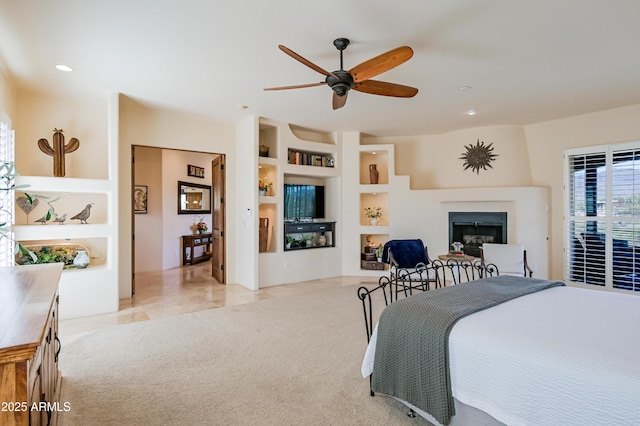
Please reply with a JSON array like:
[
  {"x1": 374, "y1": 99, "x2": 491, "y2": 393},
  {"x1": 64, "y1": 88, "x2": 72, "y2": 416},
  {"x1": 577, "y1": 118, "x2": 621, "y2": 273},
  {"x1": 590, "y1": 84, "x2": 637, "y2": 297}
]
[
  {"x1": 353, "y1": 80, "x2": 418, "y2": 97},
  {"x1": 332, "y1": 91, "x2": 348, "y2": 110},
  {"x1": 279, "y1": 45, "x2": 332, "y2": 77},
  {"x1": 348, "y1": 46, "x2": 414, "y2": 83},
  {"x1": 264, "y1": 82, "x2": 326, "y2": 91}
]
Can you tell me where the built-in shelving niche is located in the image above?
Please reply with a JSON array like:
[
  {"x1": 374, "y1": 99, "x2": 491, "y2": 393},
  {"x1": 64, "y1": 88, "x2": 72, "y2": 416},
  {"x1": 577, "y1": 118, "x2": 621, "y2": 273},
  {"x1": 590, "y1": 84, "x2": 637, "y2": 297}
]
[
  {"x1": 13, "y1": 191, "x2": 108, "y2": 226},
  {"x1": 360, "y1": 192, "x2": 389, "y2": 226},
  {"x1": 360, "y1": 150, "x2": 389, "y2": 185},
  {"x1": 258, "y1": 203, "x2": 277, "y2": 253},
  {"x1": 16, "y1": 237, "x2": 107, "y2": 270},
  {"x1": 359, "y1": 233, "x2": 389, "y2": 271}
]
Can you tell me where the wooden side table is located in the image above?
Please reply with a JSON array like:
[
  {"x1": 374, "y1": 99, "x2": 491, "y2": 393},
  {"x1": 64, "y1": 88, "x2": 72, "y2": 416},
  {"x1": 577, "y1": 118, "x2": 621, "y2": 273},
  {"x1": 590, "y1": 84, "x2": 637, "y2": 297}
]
[
  {"x1": 437, "y1": 254, "x2": 478, "y2": 263},
  {"x1": 182, "y1": 233, "x2": 212, "y2": 265}
]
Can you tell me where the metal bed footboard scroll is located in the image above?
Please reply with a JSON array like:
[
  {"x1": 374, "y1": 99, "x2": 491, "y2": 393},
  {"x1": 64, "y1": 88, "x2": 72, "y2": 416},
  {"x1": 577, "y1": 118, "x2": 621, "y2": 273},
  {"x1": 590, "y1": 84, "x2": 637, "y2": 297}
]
[
  {"x1": 357, "y1": 261, "x2": 499, "y2": 399},
  {"x1": 357, "y1": 275, "x2": 394, "y2": 398},
  {"x1": 357, "y1": 275, "x2": 392, "y2": 346},
  {"x1": 357, "y1": 263, "x2": 445, "y2": 398},
  {"x1": 356, "y1": 259, "x2": 498, "y2": 344}
]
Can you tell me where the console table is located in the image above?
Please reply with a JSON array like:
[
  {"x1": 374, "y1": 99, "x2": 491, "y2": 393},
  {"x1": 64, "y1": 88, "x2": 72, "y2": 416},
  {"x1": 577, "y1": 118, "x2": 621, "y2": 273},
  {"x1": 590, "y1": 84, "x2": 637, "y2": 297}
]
[
  {"x1": 284, "y1": 221, "x2": 336, "y2": 251},
  {"x1": 182, "y1": 233, "x2": 212, "y2": 265},
  {"x1": 0, "y1": 263, "x2": 63, "y2": 426}
]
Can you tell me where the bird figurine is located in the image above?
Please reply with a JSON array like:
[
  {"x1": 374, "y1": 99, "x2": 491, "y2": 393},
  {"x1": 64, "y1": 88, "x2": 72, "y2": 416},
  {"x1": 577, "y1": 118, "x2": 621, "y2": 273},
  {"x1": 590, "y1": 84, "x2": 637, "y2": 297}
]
[
  {"x1": 53, "y1": 213, "x2": 67, "y2": 225},
  {"x1": 34, "y1": 214, "x2": 49, "y2": 225},
  {"x1": 71, "y1": 203, "x2": 94, "y2": 224}
]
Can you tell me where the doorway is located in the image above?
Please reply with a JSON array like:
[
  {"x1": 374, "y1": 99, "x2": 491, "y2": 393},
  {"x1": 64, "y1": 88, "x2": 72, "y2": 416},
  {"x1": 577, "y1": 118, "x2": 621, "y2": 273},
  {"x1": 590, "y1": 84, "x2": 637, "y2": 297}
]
[
  {"x1": 211, "y1": 156, "x2": 225, "y2": 284},
  {"x1": 131, "y1": 146, "x2": 226, "y2": 291}
]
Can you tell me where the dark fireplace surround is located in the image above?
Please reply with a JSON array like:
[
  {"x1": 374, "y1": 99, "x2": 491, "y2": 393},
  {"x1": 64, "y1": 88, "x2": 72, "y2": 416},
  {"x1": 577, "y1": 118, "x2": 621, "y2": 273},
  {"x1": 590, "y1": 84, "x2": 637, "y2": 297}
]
[{"x1": 448, "y1": 212, "x2": 507, "y2": 257}]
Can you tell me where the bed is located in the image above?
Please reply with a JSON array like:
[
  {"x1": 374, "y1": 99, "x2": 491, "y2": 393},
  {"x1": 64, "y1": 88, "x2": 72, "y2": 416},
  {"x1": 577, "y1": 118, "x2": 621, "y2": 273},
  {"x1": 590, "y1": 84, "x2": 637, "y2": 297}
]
[{"x1": 358, "y1": 274, "x2": 640, "y2": 426}]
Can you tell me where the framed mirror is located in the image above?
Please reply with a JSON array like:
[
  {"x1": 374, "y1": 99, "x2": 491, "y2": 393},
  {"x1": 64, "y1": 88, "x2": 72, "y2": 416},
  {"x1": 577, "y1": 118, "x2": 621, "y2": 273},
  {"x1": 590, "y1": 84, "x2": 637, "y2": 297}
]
[{"x1": 178, "y1": 181, "x2": 212, "y2": 214}]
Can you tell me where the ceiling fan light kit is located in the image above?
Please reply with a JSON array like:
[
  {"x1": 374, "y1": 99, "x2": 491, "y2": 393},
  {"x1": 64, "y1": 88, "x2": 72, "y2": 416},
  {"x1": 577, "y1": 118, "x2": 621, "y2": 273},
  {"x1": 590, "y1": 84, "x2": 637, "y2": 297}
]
[{"x1": 264, "y1": 38, "x2": 418, "y2": 110}]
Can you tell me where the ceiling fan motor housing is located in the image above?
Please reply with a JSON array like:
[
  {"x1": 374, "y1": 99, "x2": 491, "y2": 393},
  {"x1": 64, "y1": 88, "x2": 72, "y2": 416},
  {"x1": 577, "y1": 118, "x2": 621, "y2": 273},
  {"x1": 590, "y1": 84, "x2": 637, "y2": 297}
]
[{"x1": 326, "y1": 71, "x2": 354, "y2": 97}]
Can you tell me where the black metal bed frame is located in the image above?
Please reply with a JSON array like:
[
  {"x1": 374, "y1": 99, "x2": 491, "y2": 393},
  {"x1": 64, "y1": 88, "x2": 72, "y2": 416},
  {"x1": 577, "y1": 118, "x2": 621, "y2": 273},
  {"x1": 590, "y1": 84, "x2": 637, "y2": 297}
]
[{"x1": 356, "y1": 260, "x2": 499, "y2": 400}]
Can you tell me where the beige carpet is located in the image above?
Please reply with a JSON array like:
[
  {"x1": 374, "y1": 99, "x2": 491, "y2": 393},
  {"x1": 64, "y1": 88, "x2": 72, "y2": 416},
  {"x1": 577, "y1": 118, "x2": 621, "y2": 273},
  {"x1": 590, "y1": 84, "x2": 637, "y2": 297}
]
[{"x1": 58, "y1": 284, "x2": 431, "y2": 426}]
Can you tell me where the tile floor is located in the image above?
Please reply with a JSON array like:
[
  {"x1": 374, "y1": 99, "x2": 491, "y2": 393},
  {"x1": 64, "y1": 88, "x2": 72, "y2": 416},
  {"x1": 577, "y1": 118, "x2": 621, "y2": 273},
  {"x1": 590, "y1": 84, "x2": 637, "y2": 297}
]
[{"x1": 59, "y1": 263, "x2": 378, "y2": 344}]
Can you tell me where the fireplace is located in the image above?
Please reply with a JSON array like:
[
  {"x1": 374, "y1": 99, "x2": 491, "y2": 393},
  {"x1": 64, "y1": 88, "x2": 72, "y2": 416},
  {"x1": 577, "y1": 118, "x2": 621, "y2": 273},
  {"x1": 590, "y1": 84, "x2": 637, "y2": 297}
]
[{"x1": 449, "y1": 212, "x2": 507, "y2": 257}]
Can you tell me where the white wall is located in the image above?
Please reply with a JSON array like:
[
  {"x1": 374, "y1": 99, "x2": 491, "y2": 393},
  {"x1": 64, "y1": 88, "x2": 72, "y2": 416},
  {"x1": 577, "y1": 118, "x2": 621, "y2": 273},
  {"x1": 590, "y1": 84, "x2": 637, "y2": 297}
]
[
  {"x1": 362, "y1": 125, "x2": 532, "y2": 189},
  {"x1": 134, "y1": 146, "x2": 163, "y2": 272},
  {"x1": 161, "y1": 149, "x2": 216, "y2": 270},
  {"x1": 235, "y1": 116, "x2": 259, "y2": 290},
  {"x1": 14, "y1": 90, "x2": 108, "y2": 179},
  {"x1": 0, "y1": 67, "x2": 15, "y2": 119}
]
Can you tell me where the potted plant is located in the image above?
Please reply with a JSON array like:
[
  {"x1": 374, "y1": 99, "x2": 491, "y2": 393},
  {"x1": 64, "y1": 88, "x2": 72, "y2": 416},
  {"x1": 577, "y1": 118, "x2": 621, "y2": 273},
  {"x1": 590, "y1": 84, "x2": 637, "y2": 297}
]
[
  {"x1": 299, "y1": 234, "x2": 312, "y2": 247},
  {"x1": 194, "y1": 216, "x2": 208, "y2": 234},
  {"x1": 258, "y1": 176, "x2": 272, "y2": 196},
  {"x1": 375, "y1": 243, "x2": 384, "y2": 262},
  {"x1": 0, "y1": 161, "x2": 40, "y2": 264},
  {"x1": 0, "y1": 162, "x2": 18, "y2": 246},
  {"x1": 364, "y1": 206, "x2": 383, "y2": 226},
  {"x1": 285, "y1": 235, "x2": 295, "y2": 249}
]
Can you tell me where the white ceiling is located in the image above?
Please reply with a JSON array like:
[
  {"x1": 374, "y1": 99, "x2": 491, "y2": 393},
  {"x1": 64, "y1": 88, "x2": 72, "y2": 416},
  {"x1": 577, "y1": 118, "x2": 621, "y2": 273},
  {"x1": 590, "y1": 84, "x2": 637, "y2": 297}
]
[{"x1": 1, "y1": 0, "x2": 640, "y2": 137}]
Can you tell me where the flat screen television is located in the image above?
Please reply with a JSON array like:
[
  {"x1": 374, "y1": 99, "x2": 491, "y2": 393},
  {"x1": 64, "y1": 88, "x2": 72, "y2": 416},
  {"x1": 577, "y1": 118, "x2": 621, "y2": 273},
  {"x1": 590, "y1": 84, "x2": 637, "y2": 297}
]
[{"x1": 284, "y1": 184, "x2": 325, "y2": 220}]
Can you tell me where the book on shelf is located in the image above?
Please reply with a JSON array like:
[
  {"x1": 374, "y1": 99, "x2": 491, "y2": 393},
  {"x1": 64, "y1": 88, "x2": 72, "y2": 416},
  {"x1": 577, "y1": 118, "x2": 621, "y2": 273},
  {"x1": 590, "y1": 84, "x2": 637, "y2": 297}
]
[{"x1": 287, "y1": 149, "x2": 334, "y2": 167}]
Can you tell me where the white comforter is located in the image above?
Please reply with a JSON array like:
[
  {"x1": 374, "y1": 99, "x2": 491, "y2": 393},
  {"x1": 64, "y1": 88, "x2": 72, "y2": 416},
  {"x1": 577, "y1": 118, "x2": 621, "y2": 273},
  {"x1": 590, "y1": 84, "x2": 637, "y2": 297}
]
[{"x1": 362, "y1": 286, "x2": 640, "y2": 426}]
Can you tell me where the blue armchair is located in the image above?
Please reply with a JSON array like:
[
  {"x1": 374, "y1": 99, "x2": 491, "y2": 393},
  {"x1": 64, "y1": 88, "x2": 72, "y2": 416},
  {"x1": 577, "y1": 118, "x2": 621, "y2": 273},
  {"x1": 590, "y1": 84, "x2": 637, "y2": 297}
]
[{"x1": 382, "y1": 239, "x2": 444, "y2": 293}]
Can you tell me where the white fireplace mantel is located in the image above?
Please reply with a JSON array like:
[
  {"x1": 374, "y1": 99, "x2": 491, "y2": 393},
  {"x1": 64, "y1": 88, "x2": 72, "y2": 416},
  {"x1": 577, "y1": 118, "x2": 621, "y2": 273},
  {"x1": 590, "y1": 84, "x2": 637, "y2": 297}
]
[{"x1": 386, "y1": 186, "x2": 550, "y2": 279}]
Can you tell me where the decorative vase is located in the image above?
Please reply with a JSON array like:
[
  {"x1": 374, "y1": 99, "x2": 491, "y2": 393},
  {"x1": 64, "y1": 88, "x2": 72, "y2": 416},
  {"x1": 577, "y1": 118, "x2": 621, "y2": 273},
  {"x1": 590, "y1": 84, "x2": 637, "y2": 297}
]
[
  {"x1": 370, "y1": 218, "x2": 378, "y2": 226},
  {"x1": 259, "y1": 218, "x2": 269, "y2": 253},
  {"x1": 318, "y1": 234, "x2": 327, "y2": 246},
  {"x1": 259, "y1": 190, "x2": 266, "y2": 196},
  {"x1": 73, "y1": 250, "x2": 90, "y2": 269},
  {"x1": 259, "y1": 144, "x2": 269, "y2": 157},
  {"x1": 369, "y1": 164, "x2": 379, "y2": 184},
  {"x1": 377, "y1": 257, "x2": 382, "y2": 262}
]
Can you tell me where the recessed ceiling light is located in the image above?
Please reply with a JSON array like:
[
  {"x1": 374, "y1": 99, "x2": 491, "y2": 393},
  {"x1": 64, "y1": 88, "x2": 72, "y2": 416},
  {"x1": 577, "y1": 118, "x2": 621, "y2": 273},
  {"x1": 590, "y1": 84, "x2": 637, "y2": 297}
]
[
  {"x1": 467, "y1": 109, "x2": 477, "y2": 115},
  {"x1": 458, "y1": 85, "x2": 472, "y2": 91},
  {"x1": 372, "y1": 151, "x2": 376, "y2": 155},
  {"x1": 55, "y1": 64, "x2": 73, "y2": 72}
]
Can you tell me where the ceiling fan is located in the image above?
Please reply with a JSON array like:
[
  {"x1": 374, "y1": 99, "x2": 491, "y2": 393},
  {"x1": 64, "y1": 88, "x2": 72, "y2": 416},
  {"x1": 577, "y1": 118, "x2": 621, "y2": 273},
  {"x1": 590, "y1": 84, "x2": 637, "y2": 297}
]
[{"x1": 264, "y1": 38, "x2": 418, "y2": 110}]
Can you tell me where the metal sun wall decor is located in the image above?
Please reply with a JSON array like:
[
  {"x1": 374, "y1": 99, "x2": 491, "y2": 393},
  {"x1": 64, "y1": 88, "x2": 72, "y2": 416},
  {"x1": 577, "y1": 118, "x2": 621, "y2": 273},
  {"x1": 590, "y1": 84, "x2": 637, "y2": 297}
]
[{"x1": 459, "y1": 139, "x2": 498, "y2": 174}]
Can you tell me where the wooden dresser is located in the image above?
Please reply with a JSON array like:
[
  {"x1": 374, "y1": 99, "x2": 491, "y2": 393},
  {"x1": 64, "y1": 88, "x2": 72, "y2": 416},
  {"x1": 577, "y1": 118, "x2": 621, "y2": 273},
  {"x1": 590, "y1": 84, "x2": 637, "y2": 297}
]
[{"x1": 0, "y1": 263, "x2": 63, "y2": 426}]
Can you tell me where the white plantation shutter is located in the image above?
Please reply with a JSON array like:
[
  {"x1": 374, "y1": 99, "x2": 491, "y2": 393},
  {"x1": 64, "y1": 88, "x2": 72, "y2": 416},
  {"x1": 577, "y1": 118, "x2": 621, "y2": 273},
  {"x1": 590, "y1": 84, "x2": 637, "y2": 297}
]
[
  {"x1": 566, "y1": 151, "x2": 607, "y2": 287},
  {"x1": 0, "y1": 116, "x2": 15, "y2": 267},
  {"x1": 565, "y1": 143, "x2": 640, "y2": 291},
  {"x1": 610, "y1": 148, "x2": 640, "y2": 291}
]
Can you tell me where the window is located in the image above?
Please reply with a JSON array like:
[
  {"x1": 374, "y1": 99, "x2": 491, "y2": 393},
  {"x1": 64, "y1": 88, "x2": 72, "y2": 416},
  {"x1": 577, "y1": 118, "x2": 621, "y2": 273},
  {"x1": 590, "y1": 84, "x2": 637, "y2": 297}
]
[
  {"x1": 0, "y1": 114, "x2": 15, "y2": 267},
  {"x1": 565, "y1": 142, "x2": 640, "y2": 291}
]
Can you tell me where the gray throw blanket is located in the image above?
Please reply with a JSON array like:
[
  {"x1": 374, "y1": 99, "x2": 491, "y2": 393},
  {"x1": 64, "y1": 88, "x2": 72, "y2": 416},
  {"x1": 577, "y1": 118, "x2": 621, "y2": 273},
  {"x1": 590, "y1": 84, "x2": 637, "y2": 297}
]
[{"x1": 371, "y1": 275, "x2": 565, "y2": 425}]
